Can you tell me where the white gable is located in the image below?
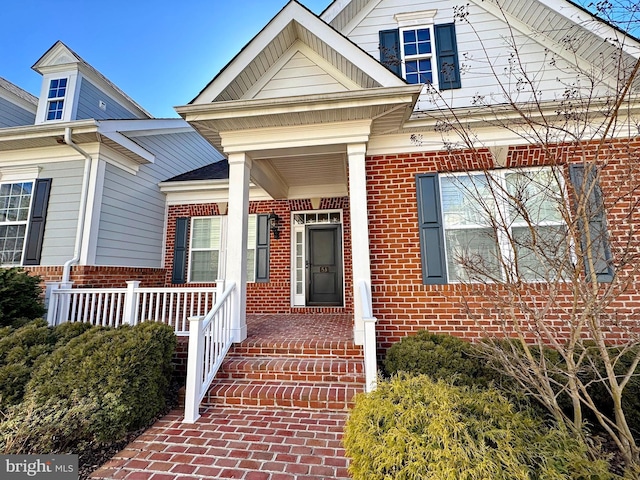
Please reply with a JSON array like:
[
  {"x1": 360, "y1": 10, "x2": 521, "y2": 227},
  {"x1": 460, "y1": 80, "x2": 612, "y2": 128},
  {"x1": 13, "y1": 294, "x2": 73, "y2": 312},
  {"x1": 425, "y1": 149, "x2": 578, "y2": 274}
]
[{"x1": 249, "y1": 45, "x2": 364, "y2": 100}]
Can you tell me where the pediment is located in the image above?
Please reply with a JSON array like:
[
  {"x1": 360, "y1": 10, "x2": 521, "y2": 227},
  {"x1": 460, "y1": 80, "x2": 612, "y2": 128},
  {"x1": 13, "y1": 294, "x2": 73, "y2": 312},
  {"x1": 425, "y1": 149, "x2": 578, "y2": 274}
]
[
  {"x1": 191, "y1": 1, "x2": 406, "y2": 105},
  {"x1": 32, "y1": 41, "x2": 83, "y2": 73}
]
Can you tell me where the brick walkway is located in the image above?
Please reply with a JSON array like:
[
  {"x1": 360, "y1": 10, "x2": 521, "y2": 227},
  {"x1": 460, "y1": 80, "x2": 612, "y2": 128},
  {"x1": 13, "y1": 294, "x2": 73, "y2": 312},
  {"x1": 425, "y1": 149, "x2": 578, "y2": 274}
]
[
  {"x1": 92, "y1": 315, "x2": 360, "y2": 479},
  {"x1": 92, "y1": 406, "x2": 351, "y2": 480}
]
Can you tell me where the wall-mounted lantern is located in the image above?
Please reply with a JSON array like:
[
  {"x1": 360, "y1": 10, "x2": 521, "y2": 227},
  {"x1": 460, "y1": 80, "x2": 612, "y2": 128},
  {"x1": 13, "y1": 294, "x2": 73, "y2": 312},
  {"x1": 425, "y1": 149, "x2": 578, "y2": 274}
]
[{"x1": 268, "y1": 211, "x2": 281, "y2": 239}]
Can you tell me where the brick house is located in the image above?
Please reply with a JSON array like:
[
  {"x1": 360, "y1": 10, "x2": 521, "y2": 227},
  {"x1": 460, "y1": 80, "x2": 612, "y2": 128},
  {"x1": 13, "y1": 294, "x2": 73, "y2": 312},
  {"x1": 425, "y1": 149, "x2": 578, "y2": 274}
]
[
  {"x1": 3, "y1": 0, "x2": 640, "y2": 421},
  {"x1": 164, "y1": 0, "x2": 640, "y2": 359}
]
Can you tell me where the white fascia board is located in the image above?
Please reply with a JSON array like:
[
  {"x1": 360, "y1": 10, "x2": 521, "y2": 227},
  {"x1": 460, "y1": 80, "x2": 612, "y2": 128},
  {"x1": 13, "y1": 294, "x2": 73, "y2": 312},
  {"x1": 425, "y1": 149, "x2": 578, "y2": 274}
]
[
  {"x1": 160, "y1": 181, "x2": 272, "y2": 205},
  {"x1": 341, "y1": 0, "x2": 384, "y2": 36},
  {"x1": 288, "y1": 183, "x2": 348, "y2": 198},
  {"x1": 98, "y1": 144, "x2": 142, "y2": 175},
  {"x1": 0, "y1": 119, "x2": 97, "y2": 139},
  {"x1": 220, "y1": 119, "x2": 372, "y2": 153},
  {"x1": 98, "y1": 130, "x2": 155, "y2": 164},
  {"x1": 96, "y1": 118, "x2": 192, "y2": 135},
  {"x1": 193, "y1": 2, "x2": 404, "y2": 104},
  {"x1": 534, "y1": 0, "x2": 640, "y2": 57},
  {"x1": 320, "y1": 0, "x2": 351, "y2": 23}
]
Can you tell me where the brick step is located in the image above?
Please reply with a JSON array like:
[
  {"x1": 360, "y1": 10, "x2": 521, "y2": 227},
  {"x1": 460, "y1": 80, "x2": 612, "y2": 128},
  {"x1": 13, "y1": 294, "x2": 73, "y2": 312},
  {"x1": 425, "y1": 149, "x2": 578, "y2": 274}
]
[
  {"x1": 203, "y1": 380, "x2": 362, "y2": 410},
  {"x1": 230, "y1": 339, "x2": 363, "y2": 359},
  {"x1": 217, "y1": 356, "x2": 365, "y2": 384}
]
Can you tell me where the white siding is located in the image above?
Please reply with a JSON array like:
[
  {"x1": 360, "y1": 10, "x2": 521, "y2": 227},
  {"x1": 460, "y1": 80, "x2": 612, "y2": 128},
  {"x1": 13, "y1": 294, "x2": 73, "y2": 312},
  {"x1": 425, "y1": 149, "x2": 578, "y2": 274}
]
[
  {"x1": 348, "y1": 0, "x2": 589, "y2": 111},
  {"x1": 95, "y1": 132, "x2": 222, "y2": 267},
  {"x1": 254, "y1": 51, "x2": 350, "y2": 99},
  {"x1": 39, "y1": 161, "x2": 84, "y2": 265}
]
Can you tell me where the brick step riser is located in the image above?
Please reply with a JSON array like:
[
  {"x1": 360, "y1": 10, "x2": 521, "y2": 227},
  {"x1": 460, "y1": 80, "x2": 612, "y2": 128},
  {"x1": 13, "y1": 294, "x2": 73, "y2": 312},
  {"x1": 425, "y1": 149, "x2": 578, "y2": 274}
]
[
  {"x1": 202, "y1": 382, "x2": 361, "y2": 411},
  {"x1": 230, "y1": 346, "x2": 364, "y2": 359},
  {"x1": 216, "y1": 371, "x2": 365, "y2": 384}
]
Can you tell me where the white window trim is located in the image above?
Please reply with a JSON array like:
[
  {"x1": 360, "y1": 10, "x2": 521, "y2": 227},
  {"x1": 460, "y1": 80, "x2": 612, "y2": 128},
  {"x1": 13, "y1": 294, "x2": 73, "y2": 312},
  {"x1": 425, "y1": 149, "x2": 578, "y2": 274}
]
[
  {"x1": 395, "y1": 10, "x2": 438, "y2": 88},
  {"x1": 0, "y1": 179, "x2": 36, "y2": 266},
  {"x1": 290, "y1": 209, "x2": 345, "y2": 307},
  {"x1": 439, "y1": 166, "x2": 569, "y2": 283},
  {"x1": 187, "y1": 215, "x2": 259, "y2": 283}
]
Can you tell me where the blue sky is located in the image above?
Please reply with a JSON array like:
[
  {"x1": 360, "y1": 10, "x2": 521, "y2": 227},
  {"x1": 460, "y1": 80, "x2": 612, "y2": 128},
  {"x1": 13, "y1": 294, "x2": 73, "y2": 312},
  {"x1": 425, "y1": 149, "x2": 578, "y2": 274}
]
[
  {"x1": 0, "y1": 1, "x2": 329, "y2": 118},
  {"x1": 0, "y1": 1, "x2": 635, "y2": 119}
]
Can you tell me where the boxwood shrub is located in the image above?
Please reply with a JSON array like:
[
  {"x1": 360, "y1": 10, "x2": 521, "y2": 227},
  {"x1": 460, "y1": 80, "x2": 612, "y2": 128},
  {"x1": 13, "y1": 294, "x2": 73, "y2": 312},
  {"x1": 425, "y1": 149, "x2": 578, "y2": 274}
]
[
  {"x1": 345, "y1": 374, "x2": 613, "y2": 480},
  {"x1": 383, "y1": 330, "x2": 502, "y2": 388},
  {"x1": 0, "y1": 321, "x2": 176, "y2": 454}
]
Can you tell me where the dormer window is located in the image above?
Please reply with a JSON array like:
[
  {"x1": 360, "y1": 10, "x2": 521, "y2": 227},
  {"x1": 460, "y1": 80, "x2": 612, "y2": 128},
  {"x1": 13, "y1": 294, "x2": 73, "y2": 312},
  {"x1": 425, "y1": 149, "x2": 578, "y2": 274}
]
[{"x1": 46, "y1": 78, "x2": 67, "y2": 120}]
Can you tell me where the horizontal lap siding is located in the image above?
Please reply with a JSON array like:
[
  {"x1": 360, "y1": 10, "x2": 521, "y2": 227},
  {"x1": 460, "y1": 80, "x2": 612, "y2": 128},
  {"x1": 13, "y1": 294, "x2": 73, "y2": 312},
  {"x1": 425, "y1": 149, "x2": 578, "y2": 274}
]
[
  {"x1": 0, "y1": 96, "x2": 35, "y2": 127},
  {"x1": 254, "y1": 52, "x2": 349, "y2": 99},
  {"x1": 39, "y1": 161, "x2": 84, "y2": 265},
  {"x1": 96, "y1": 132, "x2": 221, "y2": 267},
  {"x1": 348, "y1": 1, "x2": 588, "y2": 110},
  {"x1": 367, "y1": 142, "x2": 640, "y2": 357},
  {"x1": 75, "y1": 78, "x2": 138, "y2": 120}
]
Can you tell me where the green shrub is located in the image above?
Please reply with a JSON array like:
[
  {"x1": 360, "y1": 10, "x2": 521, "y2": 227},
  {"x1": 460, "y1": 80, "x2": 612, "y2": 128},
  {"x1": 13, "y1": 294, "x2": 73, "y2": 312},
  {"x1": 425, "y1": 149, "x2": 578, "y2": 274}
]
[
  {"x1": 26, "y1": 321, "x2": 176, "y2": 444},
  {"x1": 0, "y1": 394, "x2": 99, "y2": 455},
  {"x1": 0, "y1": 268, "x2": 45, "y2": 327},
  {"x1": 344, "y1": 374, "x2": 614, "y2": 480},
  {"x1": 0, "y1": 320, "x2": 94, "y2": 408},
  {"x1": 383, "y1": 330, "x2": 501, "y2": 388}
]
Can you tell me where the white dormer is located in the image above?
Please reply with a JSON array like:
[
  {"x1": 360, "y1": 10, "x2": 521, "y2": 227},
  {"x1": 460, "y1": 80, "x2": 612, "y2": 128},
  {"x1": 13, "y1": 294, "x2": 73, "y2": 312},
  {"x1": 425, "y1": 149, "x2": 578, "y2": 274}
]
[{"x1": 32, "y1": 41, "x2": 151, "y2": 124}]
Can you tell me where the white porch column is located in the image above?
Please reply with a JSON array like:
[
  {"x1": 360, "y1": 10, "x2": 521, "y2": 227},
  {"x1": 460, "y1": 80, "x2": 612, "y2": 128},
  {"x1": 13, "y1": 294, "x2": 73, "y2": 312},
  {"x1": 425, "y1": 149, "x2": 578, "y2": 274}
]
[
  {"x1": 348, "y1": 143, "x2": 372, "y2": 346},
  {"x1": 225, "y1": 152, "x2": 251, "y2": 342}
]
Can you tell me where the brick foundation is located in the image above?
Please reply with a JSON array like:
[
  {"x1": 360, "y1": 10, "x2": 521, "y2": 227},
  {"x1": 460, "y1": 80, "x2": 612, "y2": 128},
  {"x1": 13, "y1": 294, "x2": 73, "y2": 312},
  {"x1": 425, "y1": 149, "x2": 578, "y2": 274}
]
[{"x1": 24, "y1": 265, "x2": 166, "y2": 288}]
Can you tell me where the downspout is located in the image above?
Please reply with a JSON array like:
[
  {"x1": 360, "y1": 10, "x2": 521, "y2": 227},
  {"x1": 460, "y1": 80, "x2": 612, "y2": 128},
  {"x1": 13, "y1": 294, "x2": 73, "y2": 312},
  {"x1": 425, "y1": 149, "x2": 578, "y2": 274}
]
[{"x1": 61, "y1": 127, "x2": 92, "y2": 284}]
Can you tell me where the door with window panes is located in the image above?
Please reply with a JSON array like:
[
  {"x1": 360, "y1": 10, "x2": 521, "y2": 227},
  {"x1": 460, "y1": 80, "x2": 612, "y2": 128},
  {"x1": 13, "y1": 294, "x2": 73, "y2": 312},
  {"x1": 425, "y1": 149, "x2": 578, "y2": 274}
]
[{"x1": 292, "y1": 211, "x2": 343, "y2": 306}]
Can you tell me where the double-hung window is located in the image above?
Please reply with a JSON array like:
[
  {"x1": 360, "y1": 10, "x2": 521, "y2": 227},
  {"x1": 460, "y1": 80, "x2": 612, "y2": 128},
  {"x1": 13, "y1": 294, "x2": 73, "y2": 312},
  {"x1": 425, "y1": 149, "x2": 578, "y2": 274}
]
[
  {"x1": 440, "y1": 168, "x2": 567, "y2": 282},
  {"x1": 46, "y1": 78, "x2": 67, "y2": 121},
  {"x1": 188, "y1": 215, "x2": 258, "y2": 283},
  {"x1": 401, "y1": 27, "x2": 434, "y2": 85},
  {"x1": 379, "y1": 12, "x2": 461, "y2": 89},
  {"x1": 0, "y1": 182, "x2": 33, "y2": 265}
]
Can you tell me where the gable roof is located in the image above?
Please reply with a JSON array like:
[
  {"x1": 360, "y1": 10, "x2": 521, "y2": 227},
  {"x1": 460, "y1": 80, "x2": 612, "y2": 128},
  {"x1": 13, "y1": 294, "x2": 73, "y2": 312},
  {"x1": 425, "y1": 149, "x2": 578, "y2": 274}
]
[
  {"x1": 32, "y1": 41, "x2": 153, "y2": 119},
  {"x1": 322, "y1": 0, "x2": 640, "y2": 61},
  {"x1": 0, "y1": 76, "x2": 38, "y2": 110},
  {"x1": 190, "y1": 0, "x2": 407, "y2": 105}
]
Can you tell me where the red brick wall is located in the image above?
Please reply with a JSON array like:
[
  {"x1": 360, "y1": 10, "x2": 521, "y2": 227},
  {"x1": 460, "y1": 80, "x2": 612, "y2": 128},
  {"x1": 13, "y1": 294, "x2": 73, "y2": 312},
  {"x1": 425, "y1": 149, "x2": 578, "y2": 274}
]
[
  {"x1": 24, "y1": 265, "x2": 166, "y2": 287},
  {"x1": 165, "y1": 198, "x2": 353, "y2": 314},
  {"x1": 367, "y1": 141, "x2": 640, "y2": 356}
]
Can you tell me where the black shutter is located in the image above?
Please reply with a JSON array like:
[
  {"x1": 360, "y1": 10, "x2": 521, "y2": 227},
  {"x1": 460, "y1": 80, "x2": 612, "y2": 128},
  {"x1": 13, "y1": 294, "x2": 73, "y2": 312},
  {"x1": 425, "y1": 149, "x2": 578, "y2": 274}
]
[
  {"x1": 435, "y1": 23, "x2": 461, "y2": 90},
  {"x1": 379, "y1": 29, "x2": 402, "y2": 77},
  {"x1": 172, "y1": 217, "x2": 189, "y2": 284},
  {"x1": 255, "y1": 214, "x2": 270, "y2": 283},
  {"x1": 416, "y1": 174, "x2": 447, "y2": 284},
  {"x1": 569, "y1": 164, "x2": 613, "y2": 282},
  {"x1": 23, "y1": 178, "x2": 52, "y2": 265}
]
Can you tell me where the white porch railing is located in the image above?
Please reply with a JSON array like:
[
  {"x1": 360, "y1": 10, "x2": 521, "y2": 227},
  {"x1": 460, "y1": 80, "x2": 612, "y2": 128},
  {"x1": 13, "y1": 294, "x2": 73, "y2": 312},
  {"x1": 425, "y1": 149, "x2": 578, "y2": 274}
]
[
  {"x1": 359, "y1": 280, "x2": 378, "y2": 392},
  {"x1": 46, "y1": 280, "x2": 219, "y2": 335},
  {"x1": 184, "y1": 281, "x2": 236, "y2": 423}
]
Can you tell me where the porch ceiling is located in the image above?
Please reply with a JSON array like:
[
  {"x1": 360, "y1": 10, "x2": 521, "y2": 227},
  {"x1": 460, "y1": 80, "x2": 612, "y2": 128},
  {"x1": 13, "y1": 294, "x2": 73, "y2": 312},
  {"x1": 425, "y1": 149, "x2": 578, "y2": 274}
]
[{"x1": 177, "y1": 85, "x2": 421, "y2": 199}]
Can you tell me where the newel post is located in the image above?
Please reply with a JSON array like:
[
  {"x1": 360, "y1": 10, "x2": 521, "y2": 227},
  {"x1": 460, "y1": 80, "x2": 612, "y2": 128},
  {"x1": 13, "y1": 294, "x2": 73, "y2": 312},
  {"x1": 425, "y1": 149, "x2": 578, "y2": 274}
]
[
  {"x1": 45, "y1": 282, "x2": 59, "y2": 326},
  {"x1": 123, "y1": 280, "x2": 140, "y2": 325},
  {"x1": 184, "y1": 315, "x2": 205, "y2": 423}
]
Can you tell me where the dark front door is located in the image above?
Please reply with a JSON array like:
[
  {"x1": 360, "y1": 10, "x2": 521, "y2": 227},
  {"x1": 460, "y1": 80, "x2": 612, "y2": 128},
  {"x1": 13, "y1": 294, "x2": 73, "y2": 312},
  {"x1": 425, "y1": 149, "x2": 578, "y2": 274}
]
[{"x1": 307, "y1": 225, "x2": 343, "y2": 306}]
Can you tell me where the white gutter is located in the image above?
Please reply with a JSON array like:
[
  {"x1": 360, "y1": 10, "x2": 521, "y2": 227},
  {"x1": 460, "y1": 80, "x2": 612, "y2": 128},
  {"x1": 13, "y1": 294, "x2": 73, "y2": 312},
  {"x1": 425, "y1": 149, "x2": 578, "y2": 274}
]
[{"x1": 61, "y1": 127, "x2": 92, "y2": 284}]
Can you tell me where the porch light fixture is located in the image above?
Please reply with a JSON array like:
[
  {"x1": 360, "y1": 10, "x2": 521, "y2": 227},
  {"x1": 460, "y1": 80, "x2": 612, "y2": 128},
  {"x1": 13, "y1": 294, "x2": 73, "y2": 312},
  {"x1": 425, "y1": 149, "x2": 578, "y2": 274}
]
[{"x1": 268, "y1": 211, "x2": 281, "y2": 239}]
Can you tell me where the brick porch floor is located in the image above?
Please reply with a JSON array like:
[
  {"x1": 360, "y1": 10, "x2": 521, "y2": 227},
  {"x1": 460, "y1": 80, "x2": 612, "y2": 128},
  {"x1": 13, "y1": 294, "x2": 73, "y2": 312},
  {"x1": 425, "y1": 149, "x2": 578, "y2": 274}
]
[{"x1": 91, "y1": 314, "x2": 361, "y2": 480}]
